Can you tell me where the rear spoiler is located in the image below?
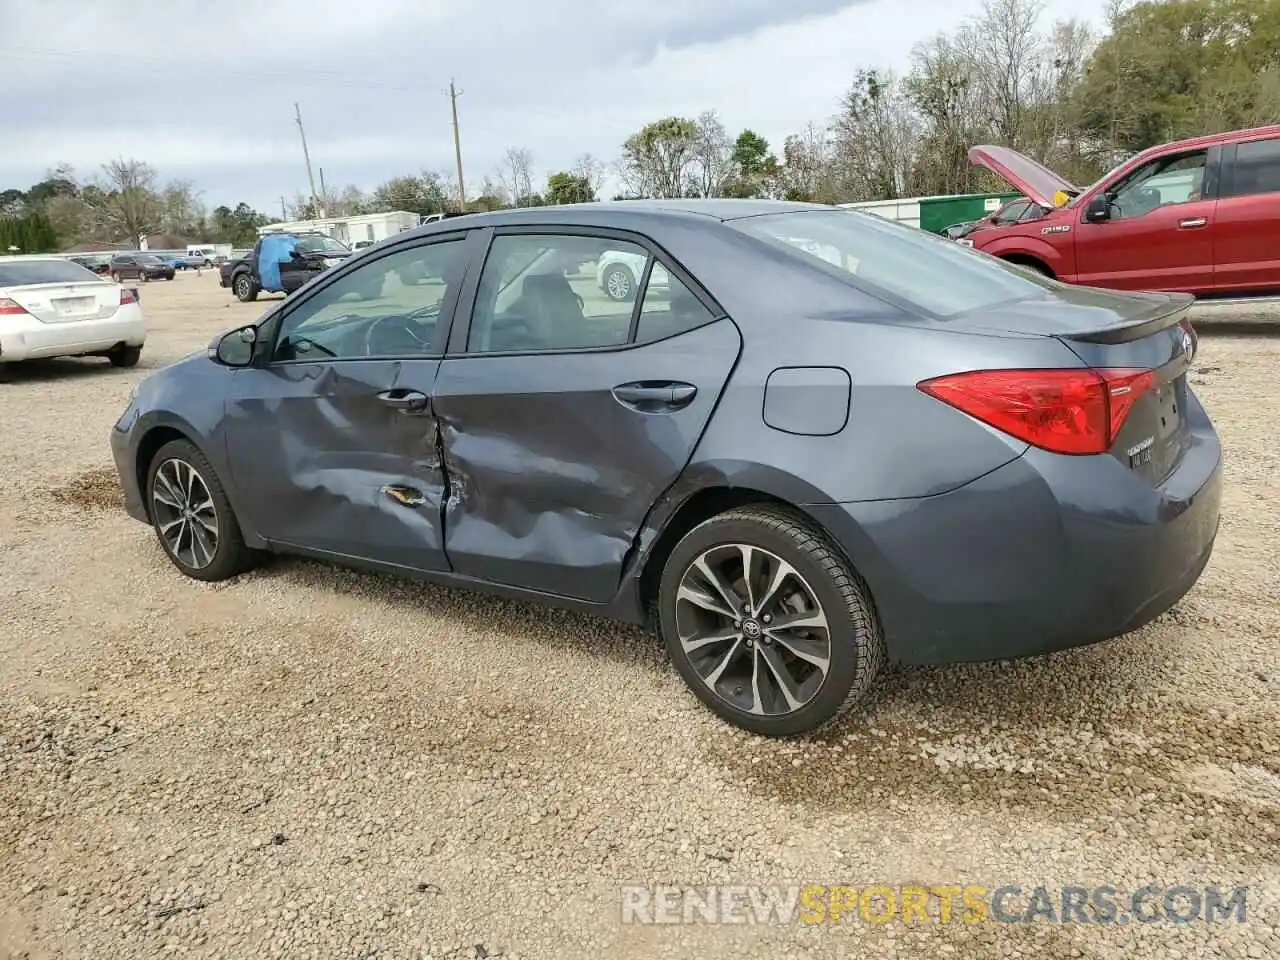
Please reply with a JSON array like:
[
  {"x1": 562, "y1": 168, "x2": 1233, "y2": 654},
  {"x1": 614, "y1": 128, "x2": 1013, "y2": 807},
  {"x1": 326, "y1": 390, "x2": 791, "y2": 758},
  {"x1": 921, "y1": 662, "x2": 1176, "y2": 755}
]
[{"x1": 1063, "y1": 294, "x2": 1195, "y2": 345}]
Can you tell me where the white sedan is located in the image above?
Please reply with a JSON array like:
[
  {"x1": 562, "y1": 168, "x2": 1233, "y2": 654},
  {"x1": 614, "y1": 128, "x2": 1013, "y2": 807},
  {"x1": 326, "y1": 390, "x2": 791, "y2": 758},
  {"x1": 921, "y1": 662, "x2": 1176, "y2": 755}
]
[{"x1": 0, "y1": 256, "x2": 147, "y2": 381}]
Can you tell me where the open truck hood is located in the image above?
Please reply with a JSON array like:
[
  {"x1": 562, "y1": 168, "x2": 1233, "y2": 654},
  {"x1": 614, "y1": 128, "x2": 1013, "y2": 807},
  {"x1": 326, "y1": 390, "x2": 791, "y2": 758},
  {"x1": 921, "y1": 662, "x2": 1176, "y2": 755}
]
[{"x1": 968, "y1": 145, "x2": 1078, "y2": 209}]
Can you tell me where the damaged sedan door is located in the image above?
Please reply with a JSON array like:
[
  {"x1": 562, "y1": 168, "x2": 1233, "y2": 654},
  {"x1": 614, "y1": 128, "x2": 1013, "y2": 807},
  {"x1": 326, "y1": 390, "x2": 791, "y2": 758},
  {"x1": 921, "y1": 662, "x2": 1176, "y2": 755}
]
[
  {"x1": 426, "y1": 228, "x2": 741, "y2": 602},
  {"x1": 223, "y1": 235, "x2": 472, "y2": 570}
]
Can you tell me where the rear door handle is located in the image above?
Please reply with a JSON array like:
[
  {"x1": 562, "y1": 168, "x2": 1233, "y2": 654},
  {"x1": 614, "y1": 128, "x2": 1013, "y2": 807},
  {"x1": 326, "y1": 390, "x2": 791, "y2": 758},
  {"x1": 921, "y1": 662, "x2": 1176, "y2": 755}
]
[
  {"x1": 376, "y1": 389, "x2": 429, "y2": 412},
  {"x1": 612, "y1": 381, "x2": 697, "y2": 409},
  {"x1": 1178, "y1": 217, "x2": 1208, "y2": 229}
]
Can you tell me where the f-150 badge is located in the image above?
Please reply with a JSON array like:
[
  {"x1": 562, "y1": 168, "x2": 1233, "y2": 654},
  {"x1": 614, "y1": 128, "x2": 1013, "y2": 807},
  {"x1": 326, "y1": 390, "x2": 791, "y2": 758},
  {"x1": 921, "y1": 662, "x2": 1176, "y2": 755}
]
[{"x1": 1041, "y1": 224, "x2": 1071, "y2": 235}]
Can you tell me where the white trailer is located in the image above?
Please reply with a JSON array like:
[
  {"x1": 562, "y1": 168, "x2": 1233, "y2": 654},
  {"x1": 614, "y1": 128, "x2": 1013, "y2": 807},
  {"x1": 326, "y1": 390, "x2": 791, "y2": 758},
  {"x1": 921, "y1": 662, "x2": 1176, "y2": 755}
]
[{"x1": 260, "y1": 211, "x2": 420, "y2": 249}]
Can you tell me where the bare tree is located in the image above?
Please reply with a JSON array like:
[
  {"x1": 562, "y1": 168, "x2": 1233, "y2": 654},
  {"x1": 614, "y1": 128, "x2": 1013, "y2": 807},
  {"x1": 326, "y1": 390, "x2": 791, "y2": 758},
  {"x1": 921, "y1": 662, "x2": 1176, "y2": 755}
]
[
  {"x1": 831, "y1": 69, "x2": 920, "y2": 201},
  {"x1": 962, "y1": 0, "x2": 1047, "y2": 148},
  {"x1": 498, "y1": 148, "x2": 535, "y2": 206},
  {"x1": 88, "y1": 158, "x2": 163, "y2": 245},
  {"x1": 571, "y1": 153, "x2": 605, "y2": 201},
  {"x1": 690, "y1": 111, "x2": 735, "y2": 198}
]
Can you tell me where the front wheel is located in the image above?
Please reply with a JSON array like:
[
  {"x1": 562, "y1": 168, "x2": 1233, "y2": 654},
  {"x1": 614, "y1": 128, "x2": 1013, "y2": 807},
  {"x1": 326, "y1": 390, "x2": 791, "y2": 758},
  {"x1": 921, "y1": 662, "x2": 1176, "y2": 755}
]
[
  {"x1": 233, "y1": 273, "x2": 258, "y2": 302},
  {"x1": 146, "y1": 439, "x2": 256, "y2": 582},
  {"x1": 658, "y1": 504, "x2": 884, "y2": 737}
]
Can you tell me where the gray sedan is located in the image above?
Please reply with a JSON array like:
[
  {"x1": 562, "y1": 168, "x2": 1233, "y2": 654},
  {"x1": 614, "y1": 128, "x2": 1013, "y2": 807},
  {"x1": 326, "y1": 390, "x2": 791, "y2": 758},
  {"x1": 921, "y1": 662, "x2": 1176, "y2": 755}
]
[{"x1": 109, "y1": 200, "x2": 1221, "y2": 737}]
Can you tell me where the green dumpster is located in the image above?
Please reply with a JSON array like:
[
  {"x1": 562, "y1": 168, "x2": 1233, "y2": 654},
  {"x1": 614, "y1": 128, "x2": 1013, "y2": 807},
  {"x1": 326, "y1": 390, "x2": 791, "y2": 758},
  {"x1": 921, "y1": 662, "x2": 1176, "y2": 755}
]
[{"x1": 918, "y1": 192, "x2": 1022, "y2": 235}]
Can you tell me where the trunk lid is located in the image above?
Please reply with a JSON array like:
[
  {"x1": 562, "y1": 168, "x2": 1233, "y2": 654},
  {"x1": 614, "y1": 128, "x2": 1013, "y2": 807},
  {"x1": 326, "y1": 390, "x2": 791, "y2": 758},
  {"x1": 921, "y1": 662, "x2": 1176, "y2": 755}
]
[
  {"x1": 968, "y1": 145, "x2": 1079, "y2": 209},
  {"x1": 2, "y1": 280, "x2": 123, "y2": 324},
  {"x1": 954, "y1": 287, "x2": 1197, "y2": 484}
]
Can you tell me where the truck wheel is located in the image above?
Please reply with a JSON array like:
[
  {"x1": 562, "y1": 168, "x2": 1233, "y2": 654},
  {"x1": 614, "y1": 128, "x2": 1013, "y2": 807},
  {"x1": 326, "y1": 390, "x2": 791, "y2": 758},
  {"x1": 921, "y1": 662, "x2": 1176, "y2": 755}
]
[{"x1": 234, "y1": 274, "x2": 258, "y2": 302}]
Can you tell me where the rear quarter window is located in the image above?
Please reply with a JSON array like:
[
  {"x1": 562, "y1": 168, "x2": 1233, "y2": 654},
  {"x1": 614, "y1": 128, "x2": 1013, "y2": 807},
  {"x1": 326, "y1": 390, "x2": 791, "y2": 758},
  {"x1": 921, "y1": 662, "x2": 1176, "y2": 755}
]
[
  {"x1": 730, "y1": 209, "x2": 1050, "y2": 318},
  {"x1": 0, "y1": 259, "x2": 101, "y2": 286}
]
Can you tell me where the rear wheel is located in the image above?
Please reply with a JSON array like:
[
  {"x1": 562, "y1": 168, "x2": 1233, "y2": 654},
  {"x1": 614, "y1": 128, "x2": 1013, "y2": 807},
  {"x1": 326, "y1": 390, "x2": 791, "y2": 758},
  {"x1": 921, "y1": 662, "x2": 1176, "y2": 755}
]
[
  {"x1": 0, "y1": 363, "x2": 14, "y2": 384},
  {"x1": 146, "y1": 439, "x2": 255, "y2": 582},
  {"x1": 110, "y1": 271, "x2": 120, "y2": 283},
  {"x1": 658, "y1": 504, "x2": 884, "y2": 737},
  {"x1": 108, "y1": 344, "x2": 142, "y2": 368},
  {"x1": 603, "y1": 264, "x2": 636, "y2": 302},
  {"x1": 233, "y1": 273, "x2": 258, "y2": 302}
]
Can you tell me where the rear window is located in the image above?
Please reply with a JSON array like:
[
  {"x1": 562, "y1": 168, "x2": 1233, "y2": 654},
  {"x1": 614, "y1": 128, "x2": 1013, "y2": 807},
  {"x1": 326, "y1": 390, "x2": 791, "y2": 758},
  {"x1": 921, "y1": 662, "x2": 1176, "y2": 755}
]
[
  {"x1": 0, "y1": 259, "x2": 100, "y2": 286},
  {"x1": 730, "y1": 209, "x2": 1049, "y2": 317}
]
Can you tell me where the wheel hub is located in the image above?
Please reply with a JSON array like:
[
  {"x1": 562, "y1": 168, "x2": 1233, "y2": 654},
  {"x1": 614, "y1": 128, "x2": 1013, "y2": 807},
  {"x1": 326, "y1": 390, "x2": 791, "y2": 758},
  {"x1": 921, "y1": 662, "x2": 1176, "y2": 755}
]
[{"x1": 673, "y1": 543, "x2": 831, "y2": 717}]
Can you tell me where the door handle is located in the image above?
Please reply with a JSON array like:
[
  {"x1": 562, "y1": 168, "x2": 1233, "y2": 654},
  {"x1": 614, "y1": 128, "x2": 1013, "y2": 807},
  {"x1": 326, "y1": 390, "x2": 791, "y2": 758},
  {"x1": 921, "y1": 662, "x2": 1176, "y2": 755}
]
[
  {"x1": 376, "y1": 389, "x2": 429, "y2": 412},
  {"x1": 612, "y1": 381, "x2": 698, "y2": 409},
  {"x1": 1178, "y1": 217, "x2": 1208, "y2": 229}
]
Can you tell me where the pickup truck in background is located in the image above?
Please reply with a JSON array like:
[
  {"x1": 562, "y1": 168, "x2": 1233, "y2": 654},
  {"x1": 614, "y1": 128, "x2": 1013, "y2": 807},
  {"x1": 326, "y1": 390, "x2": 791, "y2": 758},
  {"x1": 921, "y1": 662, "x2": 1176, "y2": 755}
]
[
  {"x1": 966, "y1": 123, "x2": 1280, "y2": 295},
  {"x1": 221, "y1": 232, "x2": 353, "y2": 301}
]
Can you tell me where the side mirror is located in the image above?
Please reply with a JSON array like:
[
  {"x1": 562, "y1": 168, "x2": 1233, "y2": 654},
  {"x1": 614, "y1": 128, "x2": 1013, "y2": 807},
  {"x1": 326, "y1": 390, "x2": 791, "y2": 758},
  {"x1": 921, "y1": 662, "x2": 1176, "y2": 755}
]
[
  {"x1": 210, "y1": 325, "x2": 258, "y2": 367},
  {"x1": 1085, "y1": 195, "x2": 1111, "y2": 223}
]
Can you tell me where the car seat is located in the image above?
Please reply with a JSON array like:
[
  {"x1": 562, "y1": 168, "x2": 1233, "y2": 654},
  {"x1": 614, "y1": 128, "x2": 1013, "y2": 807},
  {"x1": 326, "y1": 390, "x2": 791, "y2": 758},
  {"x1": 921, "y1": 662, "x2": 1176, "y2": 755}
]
[{"x1": 518, "y1": 273, "x2": 586, "y2": 347}]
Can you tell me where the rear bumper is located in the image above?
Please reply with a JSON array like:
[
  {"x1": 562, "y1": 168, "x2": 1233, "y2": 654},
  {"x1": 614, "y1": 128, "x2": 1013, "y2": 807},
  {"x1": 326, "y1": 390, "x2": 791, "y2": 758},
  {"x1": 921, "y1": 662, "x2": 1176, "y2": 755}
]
[
  {"x1": 809, "y1": 395, "x2": 1223, "y2": 665},
  {"x1": 0, "y1": 307, "x2": 146, "y2": 363}
]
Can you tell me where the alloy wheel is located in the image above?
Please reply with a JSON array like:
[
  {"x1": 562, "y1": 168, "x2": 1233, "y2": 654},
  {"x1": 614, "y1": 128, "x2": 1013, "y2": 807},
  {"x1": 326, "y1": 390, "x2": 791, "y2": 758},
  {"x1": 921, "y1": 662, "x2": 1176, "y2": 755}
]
[
  {"x1": 606, "y1": 268, "x2": 631, "y2": 300},
  {"x1": 151, "y1": 458, "x2": 219, "y2": 569},
  {"x1": 674, "y1": 543, "x2": 831, "y2": 717}
]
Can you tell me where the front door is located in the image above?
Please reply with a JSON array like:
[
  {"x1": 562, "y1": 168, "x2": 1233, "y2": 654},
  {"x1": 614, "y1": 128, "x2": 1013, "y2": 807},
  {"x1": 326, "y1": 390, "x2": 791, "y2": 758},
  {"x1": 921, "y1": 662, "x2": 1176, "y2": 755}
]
[
  {"x1": 424, "y1": 229, "x2": 741, "y2": 602},
  {"x1": 223, "y1": 233, "x2": 473, "y2": 571},
  {"x1": 1072, "y1": 148, "x2": 1218, "y2": 292}
]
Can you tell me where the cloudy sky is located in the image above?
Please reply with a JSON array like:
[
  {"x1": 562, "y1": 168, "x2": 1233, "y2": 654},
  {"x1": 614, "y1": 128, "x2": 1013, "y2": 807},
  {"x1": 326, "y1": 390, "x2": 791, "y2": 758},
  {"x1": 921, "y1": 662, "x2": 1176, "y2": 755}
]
[{"x1": 2, "y1": 0, "x2": 1110, "y2": 214}]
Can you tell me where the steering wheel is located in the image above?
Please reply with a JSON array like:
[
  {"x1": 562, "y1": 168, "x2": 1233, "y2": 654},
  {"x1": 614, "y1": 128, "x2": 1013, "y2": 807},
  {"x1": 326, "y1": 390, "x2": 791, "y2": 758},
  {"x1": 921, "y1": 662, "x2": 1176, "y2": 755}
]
[{"x1": 363, "y1": 305, "x2": 440, "y2": 356}]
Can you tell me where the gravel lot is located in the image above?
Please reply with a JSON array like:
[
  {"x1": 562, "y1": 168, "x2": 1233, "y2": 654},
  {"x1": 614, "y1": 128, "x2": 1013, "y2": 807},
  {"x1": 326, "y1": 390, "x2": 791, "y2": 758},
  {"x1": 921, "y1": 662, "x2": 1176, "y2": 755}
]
[{"x1": 1, "y1": 272, "x2": 1277, "y2": 959}]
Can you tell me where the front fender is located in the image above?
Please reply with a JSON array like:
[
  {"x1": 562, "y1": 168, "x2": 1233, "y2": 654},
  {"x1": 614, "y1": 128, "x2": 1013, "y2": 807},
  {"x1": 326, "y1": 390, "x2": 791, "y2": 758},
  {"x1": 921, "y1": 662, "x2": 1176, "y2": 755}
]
[{"x1": 975, "y1": 232, "x2": 1072, "y2": 277}]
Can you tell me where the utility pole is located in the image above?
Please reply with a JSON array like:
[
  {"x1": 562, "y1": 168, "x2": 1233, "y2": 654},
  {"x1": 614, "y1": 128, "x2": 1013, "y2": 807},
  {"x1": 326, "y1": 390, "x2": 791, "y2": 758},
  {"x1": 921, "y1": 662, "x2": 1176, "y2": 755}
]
[
  {"x1": 294, "y1": 102, "x2": 322, "y2": 217},
  {"x1": 448, "y1": 79, "x2": 466, "y2": 212},
  {"x1": 280, "y1": 196, "x2": 287, "y2": 220},
  {"x1": 319, "y1": 167, "x2": 328, "y2": 211}
]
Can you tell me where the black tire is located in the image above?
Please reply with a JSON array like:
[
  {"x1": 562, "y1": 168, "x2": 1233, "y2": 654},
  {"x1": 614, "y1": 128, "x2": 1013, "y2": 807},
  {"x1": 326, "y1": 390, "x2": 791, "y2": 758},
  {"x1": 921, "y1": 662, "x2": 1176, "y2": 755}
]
[
  {"x1": 658, "y1": 504, "x2": 884, "y2": 737},
  {"x1": 110, "y1": 271, "x2": 120, "y2": 283},
  {"x1": 233, "y1": 273, "x2": 258, "y2": 302},
  {"x1": 145, "y1": 439, "x2": 256, "y2": 582},
  {"x1": 603, "y1": 264, "x2": 636, "y2": 302},
  {"x1": 0, "y1": 363, "x2": 13, "y2": 383},
  {"x1": 109, "y1": 344, "x2": 142, "y2": 367}
]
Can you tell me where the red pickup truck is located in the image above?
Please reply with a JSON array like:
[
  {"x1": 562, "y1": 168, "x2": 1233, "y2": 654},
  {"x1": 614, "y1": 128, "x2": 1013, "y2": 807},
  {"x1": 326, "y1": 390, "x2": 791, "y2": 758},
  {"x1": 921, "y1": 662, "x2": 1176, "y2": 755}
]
[{"x1": 965, "y1": 124, "x2": 1280, "y2": 295}]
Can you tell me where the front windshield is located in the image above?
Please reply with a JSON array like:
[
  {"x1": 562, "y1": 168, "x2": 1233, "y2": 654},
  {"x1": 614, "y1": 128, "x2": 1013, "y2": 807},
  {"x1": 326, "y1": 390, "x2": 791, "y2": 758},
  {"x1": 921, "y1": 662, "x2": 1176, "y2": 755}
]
[
  {"x1": 137, "y1": 255, "x2": 161, "y2": 264},
  {"x1": 731, "y1": 209, "x2": 1051, "y2": 318}
]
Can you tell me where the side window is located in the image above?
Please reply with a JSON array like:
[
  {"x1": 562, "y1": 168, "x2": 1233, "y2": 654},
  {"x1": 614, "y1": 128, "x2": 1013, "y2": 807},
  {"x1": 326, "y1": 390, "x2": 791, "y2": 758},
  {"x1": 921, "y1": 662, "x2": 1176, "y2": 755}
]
[
  {"x1": 1227, "y1": 139, "x2": 1280, "y2": 198},
  {"x1": 1110, "y1": 151, "x2": 1207, "y2": 220},
  {"x1": 634, "y1": 264, "x2": 718, "y2": 345},
  {"x1": 273, "y1": 239, "x2": 465, "y2": 362},
  {"x1": 468, "y1": 234, "x2": 646, "y2": 353}
]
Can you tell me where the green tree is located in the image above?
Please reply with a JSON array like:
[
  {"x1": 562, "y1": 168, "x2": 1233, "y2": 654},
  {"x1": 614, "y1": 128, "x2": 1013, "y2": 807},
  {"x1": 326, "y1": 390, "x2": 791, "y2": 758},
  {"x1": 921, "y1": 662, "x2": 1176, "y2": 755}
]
[
  {"x1": 371, "y1": 173, "x2": 448, "y2": 217},
  {"x1": 544, "y1": 171, "x2": 594, "y2": 205},
  {"x1": 620, "y1": 117, "x2": 700, "y2": 198},
  {"x1": 1075, "y1": 0, "x2": 1280, "y2": 157},
  {"x1": 0, "y1": 213, "x2": 58, "y2": 253}
]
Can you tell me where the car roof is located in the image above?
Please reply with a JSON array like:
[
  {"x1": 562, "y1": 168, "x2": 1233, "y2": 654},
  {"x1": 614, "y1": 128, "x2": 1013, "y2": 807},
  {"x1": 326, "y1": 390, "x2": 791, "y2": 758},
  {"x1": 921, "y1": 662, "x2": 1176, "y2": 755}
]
[{"x1": 403, "y1": 198, "x2": 833, "y2": 239}]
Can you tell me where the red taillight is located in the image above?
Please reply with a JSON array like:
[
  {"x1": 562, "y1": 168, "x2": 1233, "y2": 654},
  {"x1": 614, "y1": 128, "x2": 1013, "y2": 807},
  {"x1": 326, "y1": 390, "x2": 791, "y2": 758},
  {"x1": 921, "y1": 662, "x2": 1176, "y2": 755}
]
[
  {"x1": 917, "y1": 367, "x2": 1157, "y2": 455},
  {"x1": 120, "y1": 287, "x2": 139, "y2": 305},
  {"x1": 0, "y1": 297, "x2": 28, "y2": 316}
]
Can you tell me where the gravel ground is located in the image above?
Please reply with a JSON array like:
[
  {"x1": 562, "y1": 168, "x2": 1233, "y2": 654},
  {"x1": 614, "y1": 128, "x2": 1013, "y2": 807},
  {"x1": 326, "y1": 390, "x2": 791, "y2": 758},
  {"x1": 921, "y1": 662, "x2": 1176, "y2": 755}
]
[{"x1": 1, "y1": 272, "x2": 1277, "y2": 959}]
